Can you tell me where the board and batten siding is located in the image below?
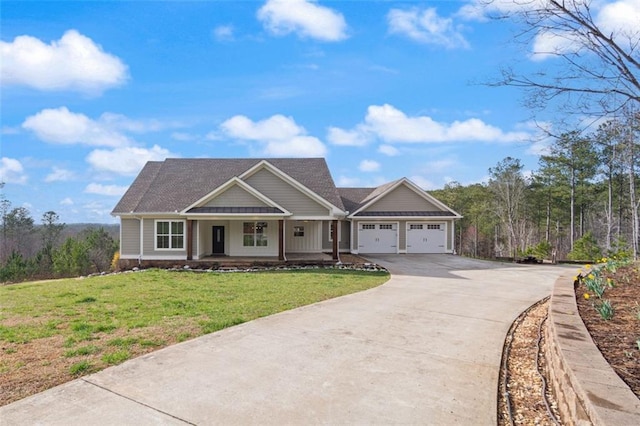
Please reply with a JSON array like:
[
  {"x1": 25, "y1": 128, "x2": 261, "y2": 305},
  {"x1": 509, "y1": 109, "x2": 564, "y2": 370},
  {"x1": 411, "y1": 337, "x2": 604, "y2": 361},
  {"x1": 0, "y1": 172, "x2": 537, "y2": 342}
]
[
  {"x1": 364, "y1": 185, "x2": 441, "y2": 213},
  {"x1": 286, "y1": 220, "x2": 321, "y2": 252},
  {"x1": 244, "y1": 169, "x2": 330, "y2": 216},
  {"x1": 321, "y1": 221, "x2": 350, "y2": 251},
  {"x1": 120, "y1": 218, "x2": 140, "y2": 257},
  {"x1": 204, "y1": 185, "x2": 268, "y2": 207}
]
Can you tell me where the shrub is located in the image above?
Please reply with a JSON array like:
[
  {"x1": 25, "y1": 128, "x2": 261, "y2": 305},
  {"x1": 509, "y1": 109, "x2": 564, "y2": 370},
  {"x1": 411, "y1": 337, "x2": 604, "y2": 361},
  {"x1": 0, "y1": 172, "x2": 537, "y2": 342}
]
[{"x1": 568, "y1": 232, "x2": 601, "y2": 261}]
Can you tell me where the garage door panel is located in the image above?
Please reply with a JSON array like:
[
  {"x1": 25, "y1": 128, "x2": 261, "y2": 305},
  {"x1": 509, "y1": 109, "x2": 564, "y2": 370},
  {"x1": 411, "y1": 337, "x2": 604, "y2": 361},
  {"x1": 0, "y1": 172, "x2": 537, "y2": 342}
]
[
  {"x1": 407, "y1": 223, "x2": 446, "y2": 253},
  {"x1": 358, "y1": 223, "x2": 397, "y2": 254}
]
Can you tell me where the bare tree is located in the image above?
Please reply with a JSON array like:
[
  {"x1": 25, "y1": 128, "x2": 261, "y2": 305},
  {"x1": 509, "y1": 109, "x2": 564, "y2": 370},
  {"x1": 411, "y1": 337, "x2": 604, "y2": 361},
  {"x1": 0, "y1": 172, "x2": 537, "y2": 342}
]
[
  {"x1": 485, "y1": 0, "x2": 640, "y2": 117},
  {"x1": 489, "y1": 157, "x2": 529, "y2": 257}
]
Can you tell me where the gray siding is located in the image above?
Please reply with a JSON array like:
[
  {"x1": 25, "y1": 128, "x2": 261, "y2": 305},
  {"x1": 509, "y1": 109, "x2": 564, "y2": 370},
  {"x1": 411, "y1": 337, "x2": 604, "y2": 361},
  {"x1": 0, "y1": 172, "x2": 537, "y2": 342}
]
[
  {"x1": 321, "y1": 220, "x2": 349, "y2": 251},
  {"x1": 340, "y1": 221, "x2": 350, "y2": 251},
  {"x1": 142, "y1": 218, "x2": 187, "y2": 258},
  {"x1": 364, "y1": 185, "x2": 441, "y2": 212},
  {"x1": 120, "y1": 218, "x2": 140, "y2": 256},
  {"x1": 399, "y1": 220, "x2": 407, "y2": 251},
  {"x1": 245, "y1": 169, "x2": 330, "y2": 216},
  {"x1": 204, "y1": 185, "x2": 268, "y2": 207}
]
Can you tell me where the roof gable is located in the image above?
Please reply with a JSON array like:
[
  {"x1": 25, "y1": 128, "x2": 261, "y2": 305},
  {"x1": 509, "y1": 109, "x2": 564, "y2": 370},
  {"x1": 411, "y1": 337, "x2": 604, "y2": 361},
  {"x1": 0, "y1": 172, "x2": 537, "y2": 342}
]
[
  {"x1": 348, "y1": 178, "x2": 462, "y2": 218},
  {"x1": 181, "y1": 177, "x2": 290, "y2": 215},
  {"x1": 111, "y1": 158, "x2": 345, "y2": 215}
]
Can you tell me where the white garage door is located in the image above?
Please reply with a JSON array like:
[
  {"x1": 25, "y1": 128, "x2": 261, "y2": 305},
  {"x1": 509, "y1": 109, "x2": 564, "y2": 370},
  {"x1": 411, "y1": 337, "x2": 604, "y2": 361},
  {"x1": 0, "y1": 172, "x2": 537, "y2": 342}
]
[
  {"x1": 358, "y1": 223, "x2": 397, "y2": 254},
  {"x1": 406, "y1": 223, "x2": 446, "y2": 253}
]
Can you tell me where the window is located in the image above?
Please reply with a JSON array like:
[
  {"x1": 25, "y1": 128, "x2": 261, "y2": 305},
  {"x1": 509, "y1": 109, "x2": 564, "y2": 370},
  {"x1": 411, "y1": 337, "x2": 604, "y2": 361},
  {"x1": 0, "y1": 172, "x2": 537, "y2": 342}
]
[
  {"x1": 293, "y1": 226, "x2": 304, "y2": 237},
  {"x1": 427, "y1": 224, "x2": 441, "y2": 230},
  {"x1": 380, "y1": 224, "x2": 393, "y2": 230},
  {"x1": 243, "y1": 221, "x2": 268, "y2": 247},
  {"x1": 362, "y1": 224, "x2": 376, "y2": 230},
  {"x1": 156, "y1": 220, "x2": 184, "y2": 250},
  {"x1": 410, "y1": 224, "x2": 423, "y2": 230}
]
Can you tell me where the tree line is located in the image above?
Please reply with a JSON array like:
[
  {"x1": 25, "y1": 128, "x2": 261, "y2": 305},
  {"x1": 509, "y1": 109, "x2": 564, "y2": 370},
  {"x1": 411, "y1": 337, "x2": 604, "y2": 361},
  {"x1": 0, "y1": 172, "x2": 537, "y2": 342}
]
[
  {"x1": 431, "y1": 111, "x2": 640, "y2": 262},
  {"x1": 0, "y1": 184, "x2": 118, "y2": 283}
]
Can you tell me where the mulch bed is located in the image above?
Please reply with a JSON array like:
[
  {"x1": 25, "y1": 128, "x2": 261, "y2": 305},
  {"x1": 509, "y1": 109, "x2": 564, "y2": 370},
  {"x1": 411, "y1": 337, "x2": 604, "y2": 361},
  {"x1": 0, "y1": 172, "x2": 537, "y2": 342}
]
[{"x1": 574, "y1": 264, "x2": 640, "y2": 398}]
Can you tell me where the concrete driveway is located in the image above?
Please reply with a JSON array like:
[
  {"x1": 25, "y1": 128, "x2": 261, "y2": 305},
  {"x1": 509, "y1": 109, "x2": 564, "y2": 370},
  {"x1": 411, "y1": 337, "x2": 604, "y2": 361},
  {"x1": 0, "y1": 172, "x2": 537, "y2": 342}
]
[{"x1": 0, "y1": 255, "x2": 573, "y2": 425}]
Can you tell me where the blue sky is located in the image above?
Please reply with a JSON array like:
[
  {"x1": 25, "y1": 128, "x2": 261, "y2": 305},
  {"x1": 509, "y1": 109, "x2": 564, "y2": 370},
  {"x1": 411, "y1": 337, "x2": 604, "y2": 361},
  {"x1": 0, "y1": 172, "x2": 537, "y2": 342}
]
[{"x1": 2, "y1": 1, "x2": 635, "y2": 223}]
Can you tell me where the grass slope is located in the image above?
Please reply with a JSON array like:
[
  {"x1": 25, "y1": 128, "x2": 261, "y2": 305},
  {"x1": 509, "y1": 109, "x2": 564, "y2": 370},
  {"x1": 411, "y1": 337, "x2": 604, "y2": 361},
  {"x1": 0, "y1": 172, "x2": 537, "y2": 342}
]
[{"x1": 0, "y1": 268, "x2": 388, "y2": 405}]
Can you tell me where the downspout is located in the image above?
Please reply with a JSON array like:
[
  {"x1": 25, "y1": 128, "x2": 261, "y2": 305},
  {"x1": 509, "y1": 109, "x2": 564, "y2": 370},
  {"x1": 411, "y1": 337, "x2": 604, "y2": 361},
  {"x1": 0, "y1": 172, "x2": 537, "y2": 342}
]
[{"x1": 138, "y1": 217, "x2": 143, "y2": 265}]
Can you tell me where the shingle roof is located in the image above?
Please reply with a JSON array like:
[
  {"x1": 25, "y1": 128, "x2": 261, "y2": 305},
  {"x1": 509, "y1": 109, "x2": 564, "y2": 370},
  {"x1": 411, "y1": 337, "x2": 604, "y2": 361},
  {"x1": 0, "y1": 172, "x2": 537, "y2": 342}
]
[
  {"x1": 338, "y1": 188, "x2": 375, "y2": 213},
  {"x1": 112, "y1": 158, "x2": 345, "y2": 214}
]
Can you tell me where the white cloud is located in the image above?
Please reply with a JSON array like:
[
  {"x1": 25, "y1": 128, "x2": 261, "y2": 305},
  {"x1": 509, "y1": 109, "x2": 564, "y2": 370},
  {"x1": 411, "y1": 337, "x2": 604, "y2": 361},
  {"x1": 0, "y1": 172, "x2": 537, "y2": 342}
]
[
  {"x1": 359, "y1": 160, "x2": 380, "y2": 172},
  {"x1": 0, "y1": 29, "x2": 128, "y2": 94},
  {"x1": 22, "y1": 107, "x2": 175, "y2": 148},
  {"x1": 330, "y1": 104, "x2": 530, "y2": 146},
  {"x1": 257, "y1": 0, "x2": 348, "y2": 42},
  {"x1": 98, "y1": 112, "x2": 167, "y2": 133},
  {"x1": 44, "y1": 167, "x2": 75, "y2": 182},
  {"x1": 60, "y1": 197, "x2": 74, "y2": 205},
  {"x1": 0, "y1": 157, "x2": 27, "y2": 184},
  {"x1": 423, "y1": 159, "x2": 458, "y2": 173},
  {"x1": 1, "y1": 126, "x2": 20, "y2": 135},
  {"x1": 171, "y1": 132, "x2": 197, "y2": 141},
  {"x1": 408, "y1": 175, "x2": 437, "y2": 190},
  {"x1": 84, "y1": 183, "x2": 128, "y2": 196},
  {"x1": 220, "y1": 114, "x2": 327, "y2": 157},
  {"x1": 378, "y1": 144, "x2": 400, "y2": 156},
  {"x1": 336, "y1": 175, "x2": 388, "y2": 188},
  {"x1": 460, "y1": 0, "x2": 640, "y2": 60},
  {"x1": 387, "y1": 7, "x2": 469, "y2": 49},
  {"x1": 336, "y1": 175, "x2": 362, "y2": 187},
  {"x1": 82, "y1": 201, "x2": 112, "y2": 219},
  {"x1": 213, "y1": 24, "x2": 235, "y2": 42},
  {"x1": 22, "y1": 107, "x2": 132, "y2": 147},
  {"x1": 87, "y1": 145, "x2": 174, "y2": 176},
  {"x1": 327, "y1": 126, "x2": 370, "y2": 146}
]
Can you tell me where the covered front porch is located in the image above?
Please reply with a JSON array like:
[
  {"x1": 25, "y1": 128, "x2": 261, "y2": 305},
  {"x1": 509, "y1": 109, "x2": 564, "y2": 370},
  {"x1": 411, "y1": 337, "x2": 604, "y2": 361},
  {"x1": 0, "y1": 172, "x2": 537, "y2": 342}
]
[{"x1": 186, "y1": 218, "x2": 340, "y2": 261}]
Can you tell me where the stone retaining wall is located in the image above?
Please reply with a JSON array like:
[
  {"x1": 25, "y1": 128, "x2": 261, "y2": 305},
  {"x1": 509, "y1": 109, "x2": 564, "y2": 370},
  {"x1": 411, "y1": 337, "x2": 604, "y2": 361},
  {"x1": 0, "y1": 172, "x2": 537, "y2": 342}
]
[{"x1": 545, "y1": 274, "x2": 640, "y2": 425}]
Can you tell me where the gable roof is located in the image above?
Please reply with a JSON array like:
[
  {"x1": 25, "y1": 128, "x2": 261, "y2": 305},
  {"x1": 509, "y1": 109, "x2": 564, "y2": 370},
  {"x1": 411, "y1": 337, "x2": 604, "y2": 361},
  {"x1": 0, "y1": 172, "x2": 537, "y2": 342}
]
[
  {"x1": 112, "y1": 158, "x2": 345, "y2": 214},
  {"x1": 338, "y1": 187, "x2": 375, "y2": 213},
  {"x1": 340, "y1": 178, "x2": 462, "y2": 218}
]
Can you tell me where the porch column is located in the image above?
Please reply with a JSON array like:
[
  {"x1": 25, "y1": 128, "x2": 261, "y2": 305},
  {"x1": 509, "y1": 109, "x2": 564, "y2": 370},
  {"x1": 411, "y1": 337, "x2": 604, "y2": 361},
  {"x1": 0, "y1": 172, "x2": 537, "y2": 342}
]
[
  {"x1": 278, "y1": 220, "x2": 285, "y2": 260},
  {"x1": 332, "y1": 219, "x2": 339, "y2": 260},
  {"x1": 186, "y1": 220, "x2": 193, "y2": 260}
]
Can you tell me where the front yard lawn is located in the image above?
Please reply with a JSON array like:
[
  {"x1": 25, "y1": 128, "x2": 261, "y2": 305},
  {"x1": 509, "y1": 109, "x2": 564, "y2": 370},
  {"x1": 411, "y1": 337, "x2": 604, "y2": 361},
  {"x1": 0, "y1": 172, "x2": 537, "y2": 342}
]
[{"x1": 0, "y1": 268, "x2": 388, "y2": 406}]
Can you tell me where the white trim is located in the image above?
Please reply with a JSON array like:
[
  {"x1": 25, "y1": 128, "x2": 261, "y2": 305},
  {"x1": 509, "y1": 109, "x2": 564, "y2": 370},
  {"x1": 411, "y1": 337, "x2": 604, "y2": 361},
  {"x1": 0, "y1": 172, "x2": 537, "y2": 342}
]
[
  {"x1": 239, "y1": 160, "x2": 347, "y2": 216},
  {"x1": 185, "y1": 213, "x2": 288, "y2": 220},
  {"x1": 139, "y1": 218, "x2": 144, "y2": 260},
  {"x1": 154, "y1": 219, "x2": 187, "y2": 251},
  {"x1": 350, "y1": 215, "x2": 456, "y2": 220},
  {"x1": 288, "y1": 215, "x2": 337, "y2": 221},
  {"x1": 120, "y1": 255, "x2": 140, "y2": 260},
  {"x1": 180, "y1": 177, "x2": 291, "y2": 215},
  {"x1": 349, "y1": 178, "x2": 462, "y2": 219},
  {"x1": 356, "y1": 220, "x2": 400, "y2": 254},
  {"x1": 405, "y1": 220, "x2": 450, "y2": 254}
]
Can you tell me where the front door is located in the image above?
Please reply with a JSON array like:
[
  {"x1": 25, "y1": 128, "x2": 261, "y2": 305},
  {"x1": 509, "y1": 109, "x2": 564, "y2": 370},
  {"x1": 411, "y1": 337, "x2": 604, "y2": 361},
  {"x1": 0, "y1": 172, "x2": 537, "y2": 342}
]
[{"x1": 212, "y1": 226, "x2": 225, "y2": 255}]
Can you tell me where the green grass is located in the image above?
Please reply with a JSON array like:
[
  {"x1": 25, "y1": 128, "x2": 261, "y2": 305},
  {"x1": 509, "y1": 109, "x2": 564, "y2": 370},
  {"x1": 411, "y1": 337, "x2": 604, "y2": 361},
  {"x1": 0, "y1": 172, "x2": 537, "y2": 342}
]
[{"x1": 1, "y1": 268, "x2": 388, "y2": 371}]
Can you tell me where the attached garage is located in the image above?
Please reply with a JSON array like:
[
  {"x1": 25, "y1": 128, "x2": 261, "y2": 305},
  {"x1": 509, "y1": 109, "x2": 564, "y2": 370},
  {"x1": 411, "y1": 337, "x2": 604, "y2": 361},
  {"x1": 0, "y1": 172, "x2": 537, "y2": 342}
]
[
  {"x1": 406, "y1": 222, "x2": 446, "y2": 253},
  {"x1": 358, "y1": 222, "x2": 398, "y2": 254}
]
